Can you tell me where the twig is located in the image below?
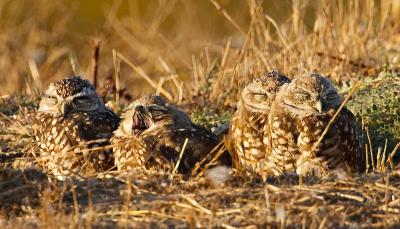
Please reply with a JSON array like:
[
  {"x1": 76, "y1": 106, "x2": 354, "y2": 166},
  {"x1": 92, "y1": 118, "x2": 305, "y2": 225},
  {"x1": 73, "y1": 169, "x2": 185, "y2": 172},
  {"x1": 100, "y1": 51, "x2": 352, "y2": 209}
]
[
  {"x1": 169, "y1": 138, "x2": 189, "y2": 180},
  {"x1": 181, "y1": 195, "x2": 213, "y2": 215},
  {"x1": 365, "y1": 144, "x2": 370, "y2": 172},
  {"x1": 264, "y1": 14, "x2": 289, "y2": 49},
  {"x1": 365, "y1": 127, "x2": 375, "y2": 171},
  {"x1": 387, "y1": 142, "x2": 400, "y2": 170},
  {"x1": 208, "y1": 0, "x2": 245, "y2": 35},
  {"x1": 28, "y1": 59, "x2": 42, "y2": 96},
  {"x1": 377, "y1": 147, "x2": 382, "y2": 172},
  {"x1": 264, "y1": 186, "x2": 271, "y2": 223},
  {"x1": 69, "y1": 53, "x2": 79, "y2": 76},
  {"x1": 192, "y1": 141, "x2": 224, "y2": 177},
  {"x1": 91, "y1": 39, "x2": 101, "y2": 89},
  {"x1": 384, "y1": 172, "x2": 390, "y2": 224},
  {"x1": 311, "y1": 81, "x2": 361, "y2": 155},
  {"x1": 117, "y1": 52, "x2": 173, "y2": 101},
  {"x1": 196, "y1": 144, "x2": 227, "y2": 178},
  {"x1": 112, "y1": 49, "x2": 121, "y2": 104}
]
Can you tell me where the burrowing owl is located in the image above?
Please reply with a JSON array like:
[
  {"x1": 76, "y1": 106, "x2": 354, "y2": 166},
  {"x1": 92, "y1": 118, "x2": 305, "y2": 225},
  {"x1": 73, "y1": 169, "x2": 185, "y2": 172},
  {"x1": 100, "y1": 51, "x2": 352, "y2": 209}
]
[
  {"x1": 268, "y1": 73, "x2": 364, "y2": 176},
  {"x1": 229, "y1": 70, "x2": 291, "y2": 174},
  {"x1": 112, "y1": 95, "x2": 230, "y2": 174},
  {"x1": 33, "y1": 76, "x2": 120, "y2": 177}
]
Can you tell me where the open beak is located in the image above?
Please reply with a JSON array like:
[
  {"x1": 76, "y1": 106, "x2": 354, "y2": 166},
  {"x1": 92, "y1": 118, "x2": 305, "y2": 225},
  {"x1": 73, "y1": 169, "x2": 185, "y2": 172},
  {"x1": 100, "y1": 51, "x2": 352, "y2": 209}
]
[{"x1": 132, "y1": 106, "x2": 153, "y2": 134}]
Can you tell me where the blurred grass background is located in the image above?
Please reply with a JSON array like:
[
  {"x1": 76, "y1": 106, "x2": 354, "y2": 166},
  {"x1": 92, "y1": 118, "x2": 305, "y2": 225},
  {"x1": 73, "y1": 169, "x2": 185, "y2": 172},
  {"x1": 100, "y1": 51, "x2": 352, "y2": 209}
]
[{"x1": 0, "y1": 0, "x2": 399, "y2": 105}]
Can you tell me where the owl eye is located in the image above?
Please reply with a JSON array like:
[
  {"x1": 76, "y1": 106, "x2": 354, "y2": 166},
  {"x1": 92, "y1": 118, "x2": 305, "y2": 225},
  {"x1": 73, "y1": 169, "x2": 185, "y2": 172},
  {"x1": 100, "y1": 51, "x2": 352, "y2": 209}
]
[
  {"x1": 74, "y1": 96, "x2": 92, "y2": 104},
  {"x1": 296, "y1": 92, "x2": 311, "y2": 100},
  {"x1": 46, "y1": 96, "x2": 57, "y2": 103},
  {"x1": 148, "y1": 105, "x2": 168, "y2": 118},
  {"x1": 253, "y1": 93, "x2": 268, "y2": 100},
  {"x1": 326, "y1": 91, "x2": 337, "y2": 98}
]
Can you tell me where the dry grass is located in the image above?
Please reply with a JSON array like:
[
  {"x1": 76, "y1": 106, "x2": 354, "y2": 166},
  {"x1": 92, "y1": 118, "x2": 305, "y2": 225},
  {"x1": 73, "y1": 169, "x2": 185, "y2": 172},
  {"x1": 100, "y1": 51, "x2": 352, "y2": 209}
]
[
  {"x1": 0, "y1": 168, "x2": 400, "y2": 228},
  {"x1": 1, "y1": 0, "x2": 400, "y2": 228}
]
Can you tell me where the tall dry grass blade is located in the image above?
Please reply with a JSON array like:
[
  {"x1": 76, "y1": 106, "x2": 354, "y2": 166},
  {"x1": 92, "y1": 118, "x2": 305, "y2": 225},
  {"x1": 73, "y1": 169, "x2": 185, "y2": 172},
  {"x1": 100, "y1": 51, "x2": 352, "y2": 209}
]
[
  {"x1": 376, "y1": 147, "x2": 382, "y2": 172},
  {"x1": 28, "y1": 59, "x2": 42, "y2": 97},
  {"x1": 382, "y1": 139, "x2": 389, "y2": 170},
  {"x1": 91, "y1": 39, "x2": 101, "y2": 89},
  {"x1": 117, "y1": 52, "x2": 173, "y2": 101},
  {"x1": 196, "y1": 143, "x2": 227, "y2": 178},
  {"x1": 365, "y1": 127, "x2": 375, "y2": 171},
  {"x1": 156, "y1": 77, "x2": 166, "y2": 97},
  {"x1": 158, "y1": 56, "x2": 181, "y2": 100},
  {"x1": 123, "y1": 176, "x2": 132, "y2": 229},
  {"x1": 384, "y1": 172, "x2": 390, "y2": 223},
  {"x1": 208, "y1": 0, "x2": 245, "y2": 35},
  {"x1": 192, "y1": 55, "x2": 199, "y2": 95},
  {"x1": 192, "y1": 141, "x2": 224, "y2": 177},
  {"x1": 264, "y1": 186, "x2": 271, "y2": 223},
  {"x1": 264, "y1": 14, "x2": 289, "y2": 49},
  {"x1": 113, "y1": 49, "x2": 121, "y2": 104},
  {"x1": 69, "y1": 53, "x2": 79, "y2": 76},
  {"x1": 70, "y1": 183, "x2": 80, "y2": 226},
  {"x1": 365, "y1": 144, "x2": 370, "y2": 173},
  {"x1": 387, "y1": 142, "x2": 400, "y2": 170},
  {"x1": 169, "y1": 138, "x2": 189, "y2": 180}
]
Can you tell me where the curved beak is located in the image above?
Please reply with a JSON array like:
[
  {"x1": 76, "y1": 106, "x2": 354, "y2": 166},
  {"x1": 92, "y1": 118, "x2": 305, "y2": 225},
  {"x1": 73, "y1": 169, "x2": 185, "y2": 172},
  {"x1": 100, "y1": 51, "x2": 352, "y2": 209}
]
[
  {"x1": 60, "y1": 102, "x2": 70, "y2": 117},
  {"x1": 315, "y1": 100, "x2": 323, "y2": 113}
]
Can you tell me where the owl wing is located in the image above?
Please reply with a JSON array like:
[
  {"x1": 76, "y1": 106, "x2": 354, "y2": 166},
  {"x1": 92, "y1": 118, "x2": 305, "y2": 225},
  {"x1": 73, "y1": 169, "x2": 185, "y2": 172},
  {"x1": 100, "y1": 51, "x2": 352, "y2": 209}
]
[
  {"x1": 334, "y1": 108, "x2": 364, "y2": 172},
  {"x1": 34, "y1": 110, "x2": 119, "y2": 175},
  {"x1": 230, "y1": 109, "x2": 269, "y2": 173},
  {"x1": 70, "y1": 109, "x2": 120, "y2": 172},
  {"x1": 296, "y1": 108, "x2": 364, "y2": 175},
  {"x1": 144, "y1": 124, "x2": 226, "y2": 174},
  {"x1": 73, "y1": 109, "x2": 120, "y2": 142}
]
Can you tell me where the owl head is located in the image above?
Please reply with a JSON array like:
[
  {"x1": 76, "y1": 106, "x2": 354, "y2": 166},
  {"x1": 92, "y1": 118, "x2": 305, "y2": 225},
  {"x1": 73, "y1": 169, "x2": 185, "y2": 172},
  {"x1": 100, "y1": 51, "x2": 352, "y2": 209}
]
[
  {"x1": 116, "y1": 95, "x2": 192, "y2": 136},
  {"x1": 241, "y1": 70, "x2": 291, "y2": 113},
  {"x1": 279, "y1": 73, "x2": 343, "y2": 118},
  {"x1": 39, "y1": 76, "x2": 105, "y2": 115}
]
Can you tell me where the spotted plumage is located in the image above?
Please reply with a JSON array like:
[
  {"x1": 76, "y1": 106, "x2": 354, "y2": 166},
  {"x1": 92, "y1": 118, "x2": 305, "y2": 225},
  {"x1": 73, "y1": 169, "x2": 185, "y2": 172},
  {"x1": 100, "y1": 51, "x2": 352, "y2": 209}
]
[
  {"x1": 267, "y1": 73, "x2": 364, "y2": 176},
  {"x1": 33, "y1": 76, "x2": 120, "y2": 177},
  {"x1": 228, "y1": 70, "x2": 291, "y2": 174},
  {"x1": 229, "y1": 71, "x2": 364, "y2": 177},
  {"x1": 112, "y1": 95, "x2": 230, "y2": 174}
]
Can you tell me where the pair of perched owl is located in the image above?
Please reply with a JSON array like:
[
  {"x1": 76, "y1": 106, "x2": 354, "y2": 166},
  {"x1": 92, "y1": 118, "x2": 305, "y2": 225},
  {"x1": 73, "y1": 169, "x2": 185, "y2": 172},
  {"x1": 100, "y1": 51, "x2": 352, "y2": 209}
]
[
  {"x1": 229, "y1": 70, "x2": 364, "y2": 177},
  {"x1": 33, "y1": 76, "x2": 225, "y2": 177}
]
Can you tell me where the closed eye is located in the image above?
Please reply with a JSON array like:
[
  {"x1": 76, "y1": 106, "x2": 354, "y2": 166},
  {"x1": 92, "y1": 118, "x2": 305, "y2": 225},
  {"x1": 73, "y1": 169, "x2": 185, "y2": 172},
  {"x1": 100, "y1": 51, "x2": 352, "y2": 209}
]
[
  {"x1": 74, "y1": 96, "x2": 92, "y2": 103},
  {"x1": 148, "y1": 105, "x2": 168, "y2": 118},
  {"x1": 253, "y1": 93, "x2": 268, "y2": 100},
  {"x1": 46, "y1": 96, "x2": 58, "y2": 103},
  {"x1": 326, "y1": 91, "x2": 337, "y2": 97},
  {"x1": 296, "y1": 91, "x2": 311, "y2": 100}
]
